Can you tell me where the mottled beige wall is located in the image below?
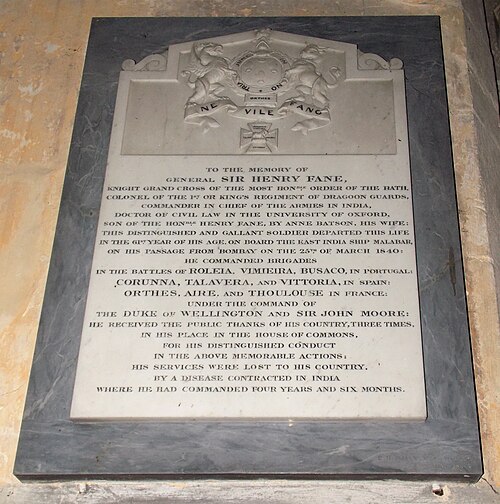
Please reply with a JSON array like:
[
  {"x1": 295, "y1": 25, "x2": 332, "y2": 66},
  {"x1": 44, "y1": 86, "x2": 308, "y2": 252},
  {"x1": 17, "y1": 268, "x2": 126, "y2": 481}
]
[{"x1": 0, "y1": 0, "x2": 498, "y2": 494}]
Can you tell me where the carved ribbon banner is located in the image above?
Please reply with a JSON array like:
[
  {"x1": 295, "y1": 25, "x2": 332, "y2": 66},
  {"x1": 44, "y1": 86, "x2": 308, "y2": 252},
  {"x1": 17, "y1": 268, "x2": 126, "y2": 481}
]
[
  {"x1": 185, "y1": 100, "x2": 331, "y2": 136},
  {"x1": 277, "y1": 99, "x2": 331, "y2": 134},
  {"x1": 184, "y1": 99, "x2": 237, "y2": 132}
]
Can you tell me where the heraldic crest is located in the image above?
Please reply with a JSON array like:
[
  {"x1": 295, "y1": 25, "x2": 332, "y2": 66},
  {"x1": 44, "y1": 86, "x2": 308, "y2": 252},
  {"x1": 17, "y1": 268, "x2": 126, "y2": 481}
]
[{"x1": 180, "y1": 29, "x2": 344, "y2": 152}]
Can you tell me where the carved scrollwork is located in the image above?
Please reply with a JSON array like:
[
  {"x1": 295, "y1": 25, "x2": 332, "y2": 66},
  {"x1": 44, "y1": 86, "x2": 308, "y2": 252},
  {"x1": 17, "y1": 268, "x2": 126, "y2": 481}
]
[
  {"x1": 357, "y1": 50, "x2": 403, "y2": 70},
  {"x1": 122, "y1": 52, "x2": 168, "y2": 71}
]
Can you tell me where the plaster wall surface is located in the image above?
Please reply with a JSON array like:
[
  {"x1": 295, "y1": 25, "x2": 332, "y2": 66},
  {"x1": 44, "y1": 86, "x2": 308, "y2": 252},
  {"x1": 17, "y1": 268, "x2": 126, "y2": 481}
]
[{"x1": 0, "y1": 0, "x2": 498, "y2": 502}]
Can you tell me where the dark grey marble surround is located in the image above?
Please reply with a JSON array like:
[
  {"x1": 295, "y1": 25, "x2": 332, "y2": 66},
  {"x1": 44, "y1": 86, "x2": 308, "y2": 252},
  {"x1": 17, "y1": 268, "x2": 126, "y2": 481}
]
[{"x1": 14, "y1": 17, "x2": 482, "y2": 480}]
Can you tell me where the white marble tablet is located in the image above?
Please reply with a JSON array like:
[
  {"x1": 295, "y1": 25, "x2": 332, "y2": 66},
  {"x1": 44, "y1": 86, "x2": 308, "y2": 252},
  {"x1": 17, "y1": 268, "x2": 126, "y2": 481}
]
[{"x1": 71, "y1": 30, "x2": 426, "y2": 420}]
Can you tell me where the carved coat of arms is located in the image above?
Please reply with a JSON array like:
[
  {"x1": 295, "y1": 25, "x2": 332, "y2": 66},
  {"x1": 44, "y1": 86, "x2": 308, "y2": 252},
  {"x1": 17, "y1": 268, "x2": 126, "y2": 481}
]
[{"x1": 180, "y1": 30, "x2": 343, "y2": 152}]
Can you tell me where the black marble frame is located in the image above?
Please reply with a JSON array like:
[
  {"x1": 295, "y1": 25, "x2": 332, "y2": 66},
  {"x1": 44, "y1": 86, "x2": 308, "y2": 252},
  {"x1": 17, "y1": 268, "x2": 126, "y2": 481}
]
[{"x1": 15, "y1": 17, "x2": 482, "y2": 480}]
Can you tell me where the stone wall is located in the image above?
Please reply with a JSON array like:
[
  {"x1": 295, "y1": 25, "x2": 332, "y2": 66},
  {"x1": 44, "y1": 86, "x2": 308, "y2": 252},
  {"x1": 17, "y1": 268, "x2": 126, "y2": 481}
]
[{"x1": 0, "y1": 0, "x2": 498, "y2": 501}]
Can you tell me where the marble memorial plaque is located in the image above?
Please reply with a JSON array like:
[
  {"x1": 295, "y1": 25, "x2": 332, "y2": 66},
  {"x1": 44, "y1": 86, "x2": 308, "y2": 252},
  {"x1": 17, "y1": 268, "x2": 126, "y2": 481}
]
[
  {"x1": 70, "y1": 30, "x2": 426, "y2": 420},
  {"x1": 16, "y1": 17, "x2": 482, "y2": 480}
]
